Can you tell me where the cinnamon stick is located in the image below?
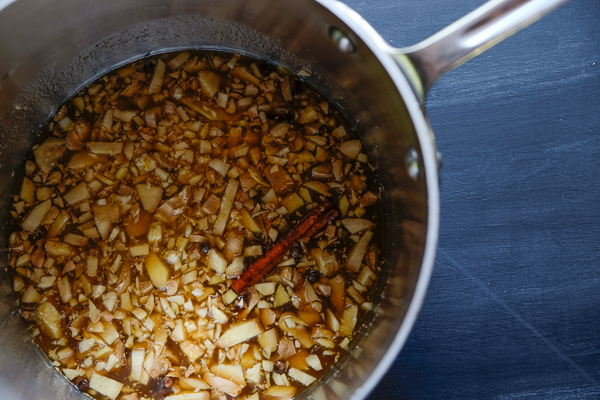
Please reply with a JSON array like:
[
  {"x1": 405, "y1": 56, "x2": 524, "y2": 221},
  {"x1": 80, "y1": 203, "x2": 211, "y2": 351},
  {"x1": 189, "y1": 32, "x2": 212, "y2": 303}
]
[{"x1": 231, "y1": 201, "x2": 339, "y2": 293}]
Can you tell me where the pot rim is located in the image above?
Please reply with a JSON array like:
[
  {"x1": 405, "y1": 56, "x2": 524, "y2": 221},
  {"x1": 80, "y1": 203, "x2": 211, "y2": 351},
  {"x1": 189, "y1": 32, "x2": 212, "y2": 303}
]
[{"x1": 0, "y1": 0, "x2": 14, "y2": 12}]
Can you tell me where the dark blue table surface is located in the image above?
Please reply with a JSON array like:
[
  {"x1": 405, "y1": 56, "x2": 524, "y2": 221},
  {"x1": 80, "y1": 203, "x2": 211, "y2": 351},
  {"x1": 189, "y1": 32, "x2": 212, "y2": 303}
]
[{"x1": 337, "y1": 0, "x2": 600, "y2": 399}]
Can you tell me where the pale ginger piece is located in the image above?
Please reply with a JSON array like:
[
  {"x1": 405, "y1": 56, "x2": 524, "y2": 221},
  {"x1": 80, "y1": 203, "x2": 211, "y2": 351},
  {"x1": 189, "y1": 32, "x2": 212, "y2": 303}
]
[
  {"x1": 63, "y1": 182, "x2": 90, "y2": 205},
  {"x1": 21, "y1": 199, "x2": 52, "y2": 232},
  {"x1": 262, "y1": 385, "x2": 296, "y2": 400},
  {"x1": 210, "y1": 305, "x2": 229, "y2": 324},
  {"x1": 257, "y1": 328, "x2": 279, "y2": 353},
  {"x1": 277, "y1": 337, "x2": 296, "y2": 360},
  {"x1": 136, "y1": 183, "x2": 163, "y2": 212},
  {"x1": 100, "y1": 321, "x2": 120, "y2": 345},
  {"x1": 67, "y1": 152, "x2": 106, "y2": 169},
  {"x1": 222, "y1": 289, "x2": 238, "y2": 305},
  {"x1": 57, "y1": 276, "x2": 71, "y2": 303},
  {"x1": 88, "y1": 300, "x2": 101, "y2": 324},
  {"x1": 338, "y1": 139, "x2": 362, "y2": 159},
  {"x1": 302, "y1": 181, "x2": 330, "y2": 196},
  {"x1": 180, "y1": 340, "x2": 204, "y2": 362},
  {"x1": 245, "y1": 363, "x2": 263, "y2": 386},
  {"x1": 45, "y1": 240, "x2": 76, "y2": 258},
  {"x1": 93, "y1": 202, "x2": 119, "y2": 239},
  {"x1": 203, "y1": 372, "x2": 242, "y2": 397},
  {"x1": 273, "y1": 285, "x2": 290, "y2": 308},
  {"x1": 210, "y1": 364, "x2": 245, "y2": 387},
  {"x1": 359, "y1": 191, "x2": 379, "y2": 207},
  {"x1": 288, "y1": 367, "x2": 316, "y2": 386},
  {"x1": 36, "y1": 301, "x2": 63, "y2": 338},
  {"x1": 347, "y1": 230, "x2": 374, "y2": 272},
  {"x1": 281, "y1": 193, "x2": 304, "y2": 214},
  {"x1": 297, "y1": 105, "x2": 319, "y2": 125},
  {"x1": 178, "y1": 377, "x2": 211, "y2": 390},
  {"x1": 270, "y1": 122, "x2": 290, "y2": 138},
  {"x1": 198, "y1": 70, "x2": 221, "y2": 98},
  {"x1": 167, "y1": 51, "x2": 190, "y2": 70},
  {"x1": 339, "y1": 303, "x2": 359, "y2": 337},
  {"x1": 202, "y1": 194, "x2": 221, "y2": 215},
  {"x1": 223, "y1": 230, "x2": 244, "y2": 262},
  {"x1": 170, "y1": 319, "x2": 186, "y2": 342},
  {"x1": 340, "y1": 218, "x2": 374, "y2": 234},
  {"x1": 148, "y1": 60, "x2": 166, "y2": 94},
  {"x1": 145, "y1": 252, "x2": 170, "y2": 288},
  {"x1": 239, "y1": 172, "x2": 258, "y2": 193},
  {"x1": 130, "y1": 348, "x2": 145, "y2": 382},
  {"x1": 21, "y1": 285, "x2": 41, "y2": 303},
  {"x1": 231, "y1": 66, "x2": 261, "y2": 86},
  {"x1": 306, "y1": 354, "x2": 323, "y2": 371},
  {"x1": 213, "y1": 179, "x2": 239, "y2": 236},
  {"x1": 87, "y1": 142, "x2": 124, "y2": 155},
  {"x1": 89, "y1": 372, "x2": 123, "y2": 400},
  {"x1": 278, "y1": 312, "x2": 314, "y2": 349},
  {"x1": 264, "y1": 164, "x2": 294, "y2": 194},
  {"x1": 146, "y1": 355, "x2": 171, "y2": 379},
  {"x1": 254, "y1": 282, "x2": 277, "y2": 297},
  {"x1": 259, "y1": 308, "x2": 277, "y2": 327},
  {"x1": 208, "y1": 159, "x2": 230, "y2": 177},
  {"x1": 216, "y1": 319, "x2": 263, "y2": 348},
  {"x1": 129, "y1": 243, "x2": 150, "y2": 257},
  {"x1": 104, "y1": 354, "x2": 121, "y2": 371},
  {"x1": 326, "y1": 309, "x2": 340, "y2": 333},
  {"x1": 206, "y1": 248, "x2": 227, "y2": 274},
  {"x1": 225, "y1": 257, "x2": 245, "y2": 278},
  {"x1": 64, "y1": 233, "x2": 88, "y2": 247},
  {"x1": 20, "y1": 176, "x2": 35, "y2": 204},
  {"x1": 310, "y1": 248, "x2": 339, "y2": 277},
  {"x1": 34, "y1": 137, "x2": 65, "y2": 173},
  {"x1": 62, "y1": 368, "x2": 85, "y2": 380}
]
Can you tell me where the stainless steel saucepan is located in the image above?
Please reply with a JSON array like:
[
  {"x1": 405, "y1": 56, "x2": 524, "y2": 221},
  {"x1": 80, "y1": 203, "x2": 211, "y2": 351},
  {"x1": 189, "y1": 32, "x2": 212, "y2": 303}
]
[{"x1": 0, "y1": 0, "x2": 569, "y2": 398}]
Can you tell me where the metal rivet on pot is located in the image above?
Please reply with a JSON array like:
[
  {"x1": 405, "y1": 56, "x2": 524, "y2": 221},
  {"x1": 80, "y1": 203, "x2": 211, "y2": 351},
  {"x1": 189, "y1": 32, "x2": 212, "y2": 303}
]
[
  {"x1": 405, "y1": 146, "x2": 420, "y2": 180},
  {"x1": 329, "y1": 27, "x2": 356, "y2": 54}
]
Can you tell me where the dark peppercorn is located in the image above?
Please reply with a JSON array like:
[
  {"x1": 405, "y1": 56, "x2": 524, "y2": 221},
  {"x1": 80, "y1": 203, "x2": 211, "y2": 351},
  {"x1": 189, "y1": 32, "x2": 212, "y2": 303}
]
[
  {"x1": 262, "y1": 240, "x2": 274, "y2": 254},
  {"x1": 200, "y1": 241, "x2": 212, "y2": 254},
  {"x1": 290, "y1": 244, "x2": 304, "y2": 259},
  {"x1": 163, "y1": 376, "x2": 174, "y2": 388},
  {"x1": 273, "y1": 360, "x2": 287, "y2": 374},
  {"x1": 259, "y1": 61, "x2": 278, "y2": 76},
  {"x1": 76, "y1": 378, "x2": 89, "y2": 392},
  {"x1": 143, "y1": 61, "x2": 155, "y2": 74},
  {"x1": 307, "y1": 269, "x2": 321, "y2": 283}
]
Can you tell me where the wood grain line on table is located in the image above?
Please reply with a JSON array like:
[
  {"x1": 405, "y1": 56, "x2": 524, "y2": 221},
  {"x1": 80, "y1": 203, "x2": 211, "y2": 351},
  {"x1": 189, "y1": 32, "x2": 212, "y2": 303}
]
[{"x1": 438, "y1": 248, "x2": 599, "y2": 386}]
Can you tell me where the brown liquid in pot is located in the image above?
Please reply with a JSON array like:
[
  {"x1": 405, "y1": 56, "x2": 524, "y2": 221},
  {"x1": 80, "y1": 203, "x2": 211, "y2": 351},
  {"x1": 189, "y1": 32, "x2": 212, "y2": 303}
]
[{"x1": 7, "y1": 51, "x2": 382, "y2": 400}]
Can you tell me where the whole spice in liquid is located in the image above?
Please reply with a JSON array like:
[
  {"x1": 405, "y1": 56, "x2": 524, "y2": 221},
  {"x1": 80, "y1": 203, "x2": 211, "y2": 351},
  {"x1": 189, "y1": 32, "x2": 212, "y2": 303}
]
[{"x1": 7, "y1": 51, "x2": 382, "y2": 400}]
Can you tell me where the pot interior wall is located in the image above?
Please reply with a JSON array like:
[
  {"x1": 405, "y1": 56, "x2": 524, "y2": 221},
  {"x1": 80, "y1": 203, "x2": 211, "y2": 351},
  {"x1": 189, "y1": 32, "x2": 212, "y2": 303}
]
[{"x1": 0, "y1": 0, "x2": 430, "y2": 399}]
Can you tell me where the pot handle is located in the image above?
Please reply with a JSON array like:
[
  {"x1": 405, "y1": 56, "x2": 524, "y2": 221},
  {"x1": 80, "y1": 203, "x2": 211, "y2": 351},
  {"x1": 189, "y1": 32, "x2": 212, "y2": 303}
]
[{"x1": 392, "y1": 0, "x2": 571, "y2": 100}]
